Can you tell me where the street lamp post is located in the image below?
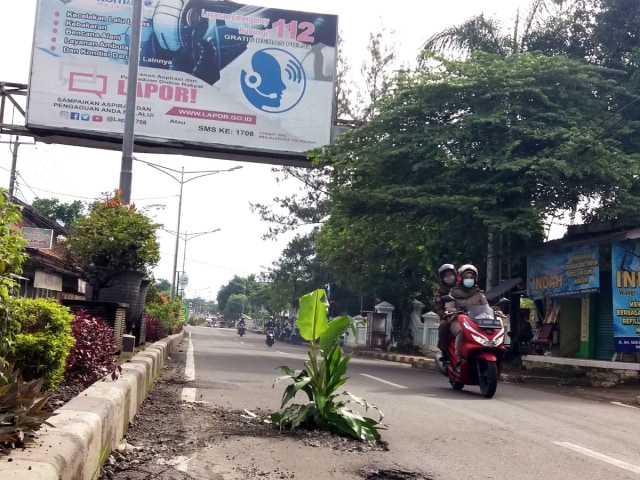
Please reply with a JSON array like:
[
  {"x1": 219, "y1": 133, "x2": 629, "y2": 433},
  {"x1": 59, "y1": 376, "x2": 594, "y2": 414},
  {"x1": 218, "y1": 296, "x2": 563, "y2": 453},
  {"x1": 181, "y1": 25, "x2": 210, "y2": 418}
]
[
  {"x1": 134, "y1": 158, "x2": 242, "y2": 301},
  {"x1": 164, "y1": 228, "x2": 221, "y2": 297}
]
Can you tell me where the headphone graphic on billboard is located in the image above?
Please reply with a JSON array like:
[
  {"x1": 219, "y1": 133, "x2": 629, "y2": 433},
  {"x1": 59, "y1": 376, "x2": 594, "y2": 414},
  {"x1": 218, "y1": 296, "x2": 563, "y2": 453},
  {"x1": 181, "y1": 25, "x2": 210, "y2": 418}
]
[{"x1": 241, "y1": 48, "x2": 306, "y2": 113}]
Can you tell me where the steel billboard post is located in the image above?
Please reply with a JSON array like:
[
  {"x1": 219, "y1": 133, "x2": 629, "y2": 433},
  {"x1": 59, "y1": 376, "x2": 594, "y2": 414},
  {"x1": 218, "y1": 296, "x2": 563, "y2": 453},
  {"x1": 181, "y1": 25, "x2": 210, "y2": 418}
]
[{"x1": 119, "y1": 0, "x2": 143, "y2": 204}]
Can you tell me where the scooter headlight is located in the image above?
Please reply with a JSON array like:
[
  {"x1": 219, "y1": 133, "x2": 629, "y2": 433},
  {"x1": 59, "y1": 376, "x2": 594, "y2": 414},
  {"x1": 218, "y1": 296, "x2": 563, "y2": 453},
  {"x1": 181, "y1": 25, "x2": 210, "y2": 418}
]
[{"x1": 471, "y1": 334, "x2": 493, "y2": 347}]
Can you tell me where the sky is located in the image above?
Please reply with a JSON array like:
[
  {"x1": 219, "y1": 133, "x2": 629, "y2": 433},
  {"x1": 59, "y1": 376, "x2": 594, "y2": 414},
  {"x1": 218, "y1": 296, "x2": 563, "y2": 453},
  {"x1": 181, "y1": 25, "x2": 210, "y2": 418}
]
[{"x1": 0, "y1": 0, "x2": 525, "y2": 301}]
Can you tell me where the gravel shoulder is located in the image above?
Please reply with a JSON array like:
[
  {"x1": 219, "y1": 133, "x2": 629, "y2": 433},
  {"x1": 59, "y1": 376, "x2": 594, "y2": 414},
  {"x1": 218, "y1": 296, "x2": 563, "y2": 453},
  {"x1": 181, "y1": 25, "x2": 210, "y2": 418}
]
[
  {"x1": 100, "y1": 343, "x2": 423, "y2": 480},
  {"x1": 97, "y1": 342, "x2": 640, "y2": 480}
]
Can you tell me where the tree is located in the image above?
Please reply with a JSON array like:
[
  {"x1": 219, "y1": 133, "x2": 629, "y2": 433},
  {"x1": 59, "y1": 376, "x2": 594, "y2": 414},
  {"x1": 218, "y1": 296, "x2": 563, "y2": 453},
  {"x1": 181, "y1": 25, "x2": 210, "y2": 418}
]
[
  {"x1": 64, "y1": 191, "x2": 161, "y2": 299},
  {"x1": 419, "y1": 0, "x2": 597, "y2": 62},
  {"x1": 217, "y1": 276, "x2": 250, "y2": 313},
  {"x1": 154, "y1": 278, "x2": 171, "y2": 293},
  {"x1": 316, "y1": 52, "x2": 640, "y2": 333},
  {"x1": 223, "y1": 294, "x2": 248, "y2": 320},
  {"x1": 32, "y1": 198, "x2": 85, "y2": 227},
  {"x1": 250, "y1": 281, "x2": 291, "y2": 319},
  {"x1": 250, "y1": 28, "x2": 400, "y2": 240},
  {"x1": 0, "y1": 190, "x2": 27, "y2": 359},
  {"x1": 591, "y1": 0, "x2": 640, "y2": 70}
]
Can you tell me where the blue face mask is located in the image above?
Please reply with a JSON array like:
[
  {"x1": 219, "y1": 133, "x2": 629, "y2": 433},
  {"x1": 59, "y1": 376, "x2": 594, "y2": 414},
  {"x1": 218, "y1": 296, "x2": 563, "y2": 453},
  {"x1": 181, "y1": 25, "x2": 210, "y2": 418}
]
[{"x1": 463, "y1": 278, "x2": 475, "y2": 288}]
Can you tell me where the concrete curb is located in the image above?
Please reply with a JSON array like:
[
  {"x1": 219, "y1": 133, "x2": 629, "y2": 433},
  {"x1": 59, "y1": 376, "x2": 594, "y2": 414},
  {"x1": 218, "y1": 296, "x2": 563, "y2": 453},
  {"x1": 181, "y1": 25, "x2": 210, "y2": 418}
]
[
  {"x1": 352, "y1": 351, "x2": 621, "y2": 386},
  {"x1": 0, "y1": 332, "x2": 184, "y2": 480},
  {"x1": 354, "y1": 350, "x2": 438, "y2": 371}
]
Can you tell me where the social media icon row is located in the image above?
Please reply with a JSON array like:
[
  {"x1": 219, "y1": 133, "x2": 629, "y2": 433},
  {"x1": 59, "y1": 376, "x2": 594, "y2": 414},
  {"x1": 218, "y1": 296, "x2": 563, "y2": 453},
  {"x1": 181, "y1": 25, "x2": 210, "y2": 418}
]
[{"x1": 59, "y1": 111, "x2": 103, "y2": 122}]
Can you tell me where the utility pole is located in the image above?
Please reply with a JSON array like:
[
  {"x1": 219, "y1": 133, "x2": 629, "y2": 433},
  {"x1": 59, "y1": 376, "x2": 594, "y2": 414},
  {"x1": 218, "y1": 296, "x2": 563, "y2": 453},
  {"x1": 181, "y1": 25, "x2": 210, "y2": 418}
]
[
  {"x1": 170, "y1": 167, "x2": 185, "y2": 301},
  {"x1": 8, "y1": 136, "x2": 19, "y2": 199}
]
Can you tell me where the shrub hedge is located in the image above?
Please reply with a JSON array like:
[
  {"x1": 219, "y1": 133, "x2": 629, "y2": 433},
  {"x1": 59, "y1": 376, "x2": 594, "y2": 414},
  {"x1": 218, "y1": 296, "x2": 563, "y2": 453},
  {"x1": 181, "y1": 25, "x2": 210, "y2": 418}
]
[
  {"x1": 7, "y1": 298, "x2": 75, "y2": 390},
  {"x1": 65, "y1": 311, "x2": 121, "y2": 388}
]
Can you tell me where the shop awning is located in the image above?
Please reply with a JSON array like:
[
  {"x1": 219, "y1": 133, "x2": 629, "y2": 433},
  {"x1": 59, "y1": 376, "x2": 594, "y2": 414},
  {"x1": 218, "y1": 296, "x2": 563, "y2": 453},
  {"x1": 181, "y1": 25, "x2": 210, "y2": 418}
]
[{"x1": 485, "y1": 278, "x2": 522, "y2": 301}]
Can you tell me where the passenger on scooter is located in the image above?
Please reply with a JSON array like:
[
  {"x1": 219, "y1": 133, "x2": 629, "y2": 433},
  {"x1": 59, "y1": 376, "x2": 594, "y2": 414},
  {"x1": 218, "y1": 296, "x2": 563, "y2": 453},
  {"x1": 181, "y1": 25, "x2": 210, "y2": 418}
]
[
  {"x1": 445, "y1": 264, "x2": 489, "y2": 368},
  {"x1": 434, "y1": 263, "x2": 457, "y2": 362}
]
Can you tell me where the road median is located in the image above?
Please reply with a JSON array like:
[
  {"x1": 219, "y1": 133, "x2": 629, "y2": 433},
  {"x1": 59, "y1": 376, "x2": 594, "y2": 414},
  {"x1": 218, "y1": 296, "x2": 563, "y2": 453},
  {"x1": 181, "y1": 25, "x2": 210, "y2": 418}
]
[{"x1": 0, "y1": 332, "x2": 184, "y2": 480}]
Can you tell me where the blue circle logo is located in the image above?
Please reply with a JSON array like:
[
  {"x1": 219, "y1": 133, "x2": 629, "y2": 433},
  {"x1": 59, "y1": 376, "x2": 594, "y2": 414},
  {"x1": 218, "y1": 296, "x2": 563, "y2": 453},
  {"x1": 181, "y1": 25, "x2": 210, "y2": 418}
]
[{"x1": 240, "y1": 48, "x2": 306, "y2": 113}]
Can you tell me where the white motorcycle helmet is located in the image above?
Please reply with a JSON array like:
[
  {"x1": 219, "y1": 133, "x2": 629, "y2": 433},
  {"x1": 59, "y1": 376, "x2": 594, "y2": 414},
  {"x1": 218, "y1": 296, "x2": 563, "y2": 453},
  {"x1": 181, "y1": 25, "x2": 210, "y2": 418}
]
[{"x1": 458, "y1": 264, "x2": 478, "y2": 287}]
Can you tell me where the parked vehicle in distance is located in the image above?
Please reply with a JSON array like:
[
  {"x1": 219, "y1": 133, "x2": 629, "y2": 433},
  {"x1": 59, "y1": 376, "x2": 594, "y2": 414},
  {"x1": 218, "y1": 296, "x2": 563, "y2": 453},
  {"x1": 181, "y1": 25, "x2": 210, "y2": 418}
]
[
  {"x1": 205, "y1": 318, "x2": 214, "y2": 327},
  {"x1": 216, "y1": 320, "x2": 228, "y2": 328}
]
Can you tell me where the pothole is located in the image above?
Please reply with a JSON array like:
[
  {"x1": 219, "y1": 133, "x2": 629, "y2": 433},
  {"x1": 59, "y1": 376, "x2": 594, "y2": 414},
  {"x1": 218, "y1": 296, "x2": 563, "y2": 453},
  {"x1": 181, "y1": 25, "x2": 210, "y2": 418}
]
[{"x1": 360, "y1": 467, "x2": 432, "y2": 480}]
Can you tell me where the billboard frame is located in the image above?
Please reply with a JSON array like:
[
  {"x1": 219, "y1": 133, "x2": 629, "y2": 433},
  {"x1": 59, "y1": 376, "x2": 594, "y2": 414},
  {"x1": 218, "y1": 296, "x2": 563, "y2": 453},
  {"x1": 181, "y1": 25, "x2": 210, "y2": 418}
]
[{"x1": 1, "y1": 82, "x2": 354, "y2": 168}]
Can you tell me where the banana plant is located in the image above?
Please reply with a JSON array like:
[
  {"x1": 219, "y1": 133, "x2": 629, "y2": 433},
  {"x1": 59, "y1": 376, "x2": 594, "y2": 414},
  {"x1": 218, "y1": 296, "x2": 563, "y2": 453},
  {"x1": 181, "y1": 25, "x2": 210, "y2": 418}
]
[{"x1": 270, "y1": 289, "x2": 384, "y2": 442}]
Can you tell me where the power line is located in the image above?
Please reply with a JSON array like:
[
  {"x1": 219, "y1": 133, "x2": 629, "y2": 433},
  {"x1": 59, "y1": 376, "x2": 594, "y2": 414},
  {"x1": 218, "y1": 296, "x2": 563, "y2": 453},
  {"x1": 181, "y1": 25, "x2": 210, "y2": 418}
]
[
  {"x1": 6, "y1": 180, "x2": 179, "y2": 202},
  {"x1": 16, "y1": 173, "x2": 39, "y2": 200},
  {"x1": 20, "y1": 184, "x2": 97, "y2": 201},
  {"x1": 29, "y1": 143, "x2": 82, "y2": 194},
  {"x1": 158, "y1": 250, "x2": 255, "y2": 275}
]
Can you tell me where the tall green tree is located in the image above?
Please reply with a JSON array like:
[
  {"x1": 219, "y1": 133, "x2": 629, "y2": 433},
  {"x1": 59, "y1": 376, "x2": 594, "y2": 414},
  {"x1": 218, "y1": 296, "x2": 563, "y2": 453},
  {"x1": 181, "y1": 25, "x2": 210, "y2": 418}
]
[
  {"x1": 317, "y1": 52, "x2": 640, "y2": 329},
  {"x1": 223, "y1": 294, "x2": 248, "y2": 320},
  {"x1": 217, "y1": 276, "x2": 248, "y2": 313},
  {"x1": 251, "y1": 28, "x2": 399, "y2": 239},
  {"x1": 264, "y1": 232, "x2": 325, "y2": 310},
  {"x1": 0, "y1": 190, "x2": 27, "y2": 360},
  {"x1": 154, "y1": 278, "x2": 171, "y2": 293},
  {"x1": 32, "y1": 198, "x2": 85, "y2": 227},
  {"x1": 420, "y1": 0, "x2": 599, "y2": 62}
]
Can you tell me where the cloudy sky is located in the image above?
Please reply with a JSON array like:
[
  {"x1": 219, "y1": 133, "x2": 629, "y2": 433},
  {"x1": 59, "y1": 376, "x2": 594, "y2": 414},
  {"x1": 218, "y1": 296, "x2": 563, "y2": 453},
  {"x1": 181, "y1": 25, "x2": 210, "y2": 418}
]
[{"x1": 0, "y1": 0, "x2": 523, "y2": 300}]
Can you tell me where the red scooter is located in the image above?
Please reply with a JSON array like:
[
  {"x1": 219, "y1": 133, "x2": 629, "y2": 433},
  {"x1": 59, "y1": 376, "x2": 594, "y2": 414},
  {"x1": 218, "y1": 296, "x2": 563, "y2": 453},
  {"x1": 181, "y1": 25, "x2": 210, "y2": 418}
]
[{"x1": 435, "y1": 298, "x2": 507, "y2": 398}]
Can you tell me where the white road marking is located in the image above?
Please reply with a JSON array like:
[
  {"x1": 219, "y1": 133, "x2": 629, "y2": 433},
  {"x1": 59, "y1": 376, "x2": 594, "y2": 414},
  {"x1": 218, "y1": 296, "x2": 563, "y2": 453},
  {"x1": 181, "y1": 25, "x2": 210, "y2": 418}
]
[
  {"x1": 554, "y1": 442, "x2": 640, "y2": 474},
  {"x1": 181, "y1": 387, "x2": 196, "y2": 403},
  {"x1": 277, "y1": 351, "x2": 290, "y2": 355},
  {"x1": 181, "y1": 337, "x2": 196, "y2": 403},
  {"x1": 185, "y1": 337, "x2": 195, "y2": 381},
  {"x1": 611, "y1": 401, "x2": 638, "y2": 409},
  {"x1": 360, "y1": 373, "x2": 408, "y2": 389}
]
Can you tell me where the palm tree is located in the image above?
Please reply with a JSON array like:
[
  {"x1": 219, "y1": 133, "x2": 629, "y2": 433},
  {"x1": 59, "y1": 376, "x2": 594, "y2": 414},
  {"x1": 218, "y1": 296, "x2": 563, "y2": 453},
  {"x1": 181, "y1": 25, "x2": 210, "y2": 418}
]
[{"x1": 419, "y1": 0, "x2": 586, "y2": 62}]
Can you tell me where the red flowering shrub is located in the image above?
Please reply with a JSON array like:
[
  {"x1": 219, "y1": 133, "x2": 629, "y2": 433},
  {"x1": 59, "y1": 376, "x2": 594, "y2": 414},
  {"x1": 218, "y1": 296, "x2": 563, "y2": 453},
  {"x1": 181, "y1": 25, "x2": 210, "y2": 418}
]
[
  {"x1": 145, "y1": 315, "x2": 166, "y2": 343},
  {"x1": 65, "y1": 311, "x2": 122, "y2": 388}
]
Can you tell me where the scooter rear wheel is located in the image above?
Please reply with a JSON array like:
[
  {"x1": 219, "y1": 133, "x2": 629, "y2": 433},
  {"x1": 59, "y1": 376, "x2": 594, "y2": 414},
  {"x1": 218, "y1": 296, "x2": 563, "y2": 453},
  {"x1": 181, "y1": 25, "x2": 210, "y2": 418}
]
[{"x1": 449, "y1": 379, "x2": 464, "y2": 390}]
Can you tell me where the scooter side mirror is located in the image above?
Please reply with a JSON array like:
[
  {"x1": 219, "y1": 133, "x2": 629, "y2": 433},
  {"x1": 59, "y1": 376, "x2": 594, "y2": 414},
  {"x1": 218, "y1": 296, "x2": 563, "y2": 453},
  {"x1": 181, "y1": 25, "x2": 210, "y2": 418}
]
[{"x1": 496, "y1": 298, "x2": 510, "y2": 305}]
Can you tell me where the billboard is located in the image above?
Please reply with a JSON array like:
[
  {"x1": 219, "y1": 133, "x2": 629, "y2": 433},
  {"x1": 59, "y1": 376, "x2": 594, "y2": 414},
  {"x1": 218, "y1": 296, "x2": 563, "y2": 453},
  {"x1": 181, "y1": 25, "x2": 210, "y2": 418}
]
[
  {"x1": 527, "y1": 244, "x2": 600, "y2": 299},
  {"x1": 26, "y1": 0, "x2": 338, "y2": 157},
  {"x1": 611, "y1": 240, "x2": 640, "y2": 353}
]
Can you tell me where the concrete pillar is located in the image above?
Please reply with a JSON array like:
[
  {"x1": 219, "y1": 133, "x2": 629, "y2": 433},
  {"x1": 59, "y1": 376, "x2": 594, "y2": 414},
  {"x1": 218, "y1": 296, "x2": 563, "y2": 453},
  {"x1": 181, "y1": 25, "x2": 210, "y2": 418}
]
[
  {"x1": 411, "y1": 299, "x2": 425, "y2": 346},
  {"x1": 374, "y1": 301, "x2": 395, "y2": 347},
  {"x1": 422, "y1": 311, "x2": 440, "y2": 353}
]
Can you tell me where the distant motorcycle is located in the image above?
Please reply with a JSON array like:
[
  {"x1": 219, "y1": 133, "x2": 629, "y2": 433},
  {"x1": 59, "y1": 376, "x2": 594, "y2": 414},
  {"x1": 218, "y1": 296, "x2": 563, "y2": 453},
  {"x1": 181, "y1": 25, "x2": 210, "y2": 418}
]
[
  {"x1": 237, "y1": 325, "x2": 245, "y2": 337},
  {"x1": 288, "y1": 326, "x2": 302, "y2": 345},
  {"x1": 278, "y1": 325, "x2": 292, "y2": 342},
  {"x1": 265, "y1": 328, "x2": 275, "y2": 347}
]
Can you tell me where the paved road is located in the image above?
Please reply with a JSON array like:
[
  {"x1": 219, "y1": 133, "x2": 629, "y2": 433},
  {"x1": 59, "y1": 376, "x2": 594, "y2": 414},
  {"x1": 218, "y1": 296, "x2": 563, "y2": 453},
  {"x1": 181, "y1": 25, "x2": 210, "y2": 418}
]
[{"x1": 182, "y1": 326, "x2": 640, "y2": 479}]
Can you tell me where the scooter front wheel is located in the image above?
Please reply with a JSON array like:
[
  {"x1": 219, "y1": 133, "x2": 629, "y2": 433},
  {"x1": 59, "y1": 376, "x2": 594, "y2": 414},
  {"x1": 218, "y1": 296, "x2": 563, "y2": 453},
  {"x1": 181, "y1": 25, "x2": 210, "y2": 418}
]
[{"x1": 478, "y1": 359, "x2": 498, "y2": 398}]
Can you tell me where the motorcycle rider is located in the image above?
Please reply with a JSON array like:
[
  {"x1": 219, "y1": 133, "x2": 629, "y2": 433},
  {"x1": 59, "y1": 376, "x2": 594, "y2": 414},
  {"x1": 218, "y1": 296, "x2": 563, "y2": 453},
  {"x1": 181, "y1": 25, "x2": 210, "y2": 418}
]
[
  {"x1": 445, "y1": 264, "x2": 489, "y2": 368},
  {"x1": 265, "y1": 316, "x2": 275, "y2": 339},
  {"x1": 434, "y1": 263, "x2": 458, "y2": 362},
  {"x1": 237, "y1": 316, "x2": 246, "y2": 334}
]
